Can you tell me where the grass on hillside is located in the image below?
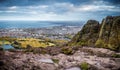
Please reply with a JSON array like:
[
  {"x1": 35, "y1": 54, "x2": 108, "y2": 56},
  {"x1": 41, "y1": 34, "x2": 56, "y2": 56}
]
[
  {"x1": 0, "y1": 37, "x2": 55, "y2": 48},
  {"x1": 13, "y1": 38, "x2": 55, "y2": 48},
  {"x1": 0, "y1": 41, "x2": 11, "y2": 45}
]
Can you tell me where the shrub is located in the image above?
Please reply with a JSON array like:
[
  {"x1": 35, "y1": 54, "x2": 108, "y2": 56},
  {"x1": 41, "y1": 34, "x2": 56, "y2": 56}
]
[
  {"x1": 11, "y1": 43, "x2": 22, "y2": 49},
  {"x1": 24, "y1": 46, "x2": 34, "y2": 53},
  {"x1": 40, "y1": 50, "x2": 47, "y2": 54},
  {"x1": 52, "y1": 58, "x2": 59, "y2": 64},
  {"x1": 61, "y1": 47, "x2": 73, "y2": 55},
  {"x1": 111, "y1": 53, "x2": 120, "y2": 58},
  {"x1": 78, "y1": 41, "x2": 87, "y2": 46},
  {"x1": 80, "y1": 62, "x2": 89, "y2": 70},
  {"x1": 95, "y1": 39, "x2": 105, "y2": 48},
  {"x1": 26, "y1": 45, "x2": 32, "y2": 49}
]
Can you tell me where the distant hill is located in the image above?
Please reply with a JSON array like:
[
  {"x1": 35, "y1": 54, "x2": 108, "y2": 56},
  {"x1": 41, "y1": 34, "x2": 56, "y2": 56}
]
[{"x1": 68, "y1": 16, "x2": 120, "y2": 52}]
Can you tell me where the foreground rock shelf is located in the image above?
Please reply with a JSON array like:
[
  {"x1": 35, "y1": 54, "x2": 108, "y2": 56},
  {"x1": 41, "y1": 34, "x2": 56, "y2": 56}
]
[
  {"x1": 66, "y1": 67, "x2": 81, "y2": 70},
  {"x1": 0, "y1": 47, "x2": 120, "y2": 70}
]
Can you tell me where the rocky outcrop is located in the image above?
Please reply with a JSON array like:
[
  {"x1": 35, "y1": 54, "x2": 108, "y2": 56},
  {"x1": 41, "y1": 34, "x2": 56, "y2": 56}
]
[
  {"x1": 0, "y1": 48, "x2": 120, "y2": 70},
  {"x1": 68, "y1": 20, "x2": 100, "y2": 46},
  {"x1": 95, "y1": 16, "x2": 120, "y2": 51},
  {"x1": 68, "y1": 16, "x2": 120, "y2": 51}
]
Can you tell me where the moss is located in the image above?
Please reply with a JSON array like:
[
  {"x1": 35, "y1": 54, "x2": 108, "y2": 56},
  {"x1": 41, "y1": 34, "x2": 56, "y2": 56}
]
[
  {"x1": 111, "y1": 53, "x2": 120, "y2": 58},
  {"x1": 80, "y1": 62, "x2": 89, "y2": 70},
  {"x1": 61, "y1": 47, "x2": 73, "y2": 55},
  {"x1": 95, "y1": 39, "x2": 105, "y2": 48},
  {"x1": 107, "y1": 44, "x2": 117, "y2": 51},
  {"x1": 40, "y1": 50, "x2": 47, "y2": 54},
  {"x1": 24, "y1": 48, "x2": 34, "y2": 52},
  {"x1": 79, "y1": 42, "x2": 86, "y2": 46},
  {"x1": 52, "y1": 58, "x2": 59, "y2": 64},
  {"x1": 87, "y1": 40, "x2": 95, "y2": 46}
]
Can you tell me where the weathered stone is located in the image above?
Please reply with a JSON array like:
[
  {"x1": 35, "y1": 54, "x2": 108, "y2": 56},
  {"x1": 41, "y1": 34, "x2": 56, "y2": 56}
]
[
  {"x1": 65, "y1": 67, "x2": 81, "y2": 70},
  {"x1": 39, "y1": 58, "x2": 54, "y2": 63},
  {"x1": 68, "y1": 20, "x2": 100, "y2": 46},
  {"x1": 0, "y1": 49, "x2": 120, "y2": 70},
  {"x1": 68, "y1": 16, "x2": 120, "y2": 51},
  {"x1": 96, "y1": 16, "x2": 120, "y2": 51}
]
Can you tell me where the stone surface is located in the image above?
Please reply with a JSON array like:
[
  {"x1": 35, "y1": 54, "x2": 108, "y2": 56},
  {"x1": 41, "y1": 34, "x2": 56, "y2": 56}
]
[
  {"x1": 68, "y1": 16, "x2": 120, "y2": 51},
  {"x1": 96, "y1": 16, "x2": 120, "y2": 51},
  {"x1": 66, "y1": 67, "x2": 81, "y2": 70},
  {"x1": 39, "y1": 58, "x2": 54, "y2": 63},
  {"x1": 0, "y1": 48, "x2": 120, "y2": 70},
  {"x1": 68, "y1": 20, "x2": 100, "y2": 46}
]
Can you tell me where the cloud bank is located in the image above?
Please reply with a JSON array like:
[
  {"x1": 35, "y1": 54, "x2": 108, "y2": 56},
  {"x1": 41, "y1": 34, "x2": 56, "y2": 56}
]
[{"x1": 0, "y1": 0, "x2": 120, "y2": 21}]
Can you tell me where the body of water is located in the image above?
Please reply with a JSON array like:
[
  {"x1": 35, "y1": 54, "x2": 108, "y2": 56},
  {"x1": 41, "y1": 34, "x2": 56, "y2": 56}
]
[
  {"x1": 3, "y1": 45, "x2": 14, "y2": 50},
  {"x1": 0, "y1": 21, "x2": 84, "y2": 28}
]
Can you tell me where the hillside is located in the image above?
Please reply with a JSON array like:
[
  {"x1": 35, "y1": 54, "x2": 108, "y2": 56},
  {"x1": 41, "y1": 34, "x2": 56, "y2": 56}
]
[
  {"x1": 68, "y1": 20, "x2": 100, "y2": 47},
  {"x1": 0, "y1": 16, "x2": 120, "y2": 70},
  {"x1": 68, "y1": 16, "x2": 120, "y2": 52}
]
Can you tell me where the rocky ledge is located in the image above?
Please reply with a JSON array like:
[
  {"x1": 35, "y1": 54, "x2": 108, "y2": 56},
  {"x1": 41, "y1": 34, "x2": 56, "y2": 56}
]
[{"x1": 0, "y1": 47, "x2": 120, "y2": 70}]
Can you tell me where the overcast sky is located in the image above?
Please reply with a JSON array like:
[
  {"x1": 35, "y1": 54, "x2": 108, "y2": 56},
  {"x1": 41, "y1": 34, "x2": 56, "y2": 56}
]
[{"x1": 0, "y1": 0, "x2": 120, "y2": 21}]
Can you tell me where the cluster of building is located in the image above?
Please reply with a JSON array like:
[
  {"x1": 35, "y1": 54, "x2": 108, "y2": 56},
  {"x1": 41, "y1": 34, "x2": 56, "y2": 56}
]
[{"x1": 0, "y1": 26, "x2": 82, "y2": 40}]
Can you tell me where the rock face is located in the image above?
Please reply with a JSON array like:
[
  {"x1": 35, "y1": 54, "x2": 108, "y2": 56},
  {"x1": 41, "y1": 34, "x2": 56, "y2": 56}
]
[
  {"x1": 68, "y1": 20, "x2": 100, "y2": 46},
  {"x1": 96, "y1": 16, "x2": 120, "y2": 51},
  {"x1": 68, "y1": 16, "x2": 120, "y2": 51}
]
